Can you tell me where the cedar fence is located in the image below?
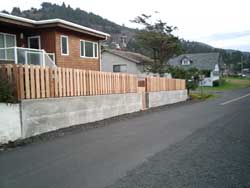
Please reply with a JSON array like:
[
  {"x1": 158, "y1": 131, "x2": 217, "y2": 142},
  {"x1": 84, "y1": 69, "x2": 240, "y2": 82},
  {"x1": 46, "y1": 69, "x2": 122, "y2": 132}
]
[
  {"x1": 0, "y1": 64, "x2": 137, "y2": 100},
  {"x1": 0, "y1": 64, "x2": 186, "y2": 101},
  {"x1": 145, "y1": 77, "x2": 186, "y2": 92}
]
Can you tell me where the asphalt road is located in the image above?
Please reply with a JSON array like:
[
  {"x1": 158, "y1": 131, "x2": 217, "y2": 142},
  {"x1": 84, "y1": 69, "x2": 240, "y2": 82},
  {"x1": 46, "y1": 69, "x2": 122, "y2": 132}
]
[{"x1": 1, "y1": 88, "x2": 250, "y2": 188}]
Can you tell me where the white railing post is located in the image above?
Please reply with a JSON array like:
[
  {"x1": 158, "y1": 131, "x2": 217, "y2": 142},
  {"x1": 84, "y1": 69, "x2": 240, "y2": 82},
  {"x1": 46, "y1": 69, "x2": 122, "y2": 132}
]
[
  {"x1": 14, "y1": 47, "x2": 18, "y2": 64},
  {"x1": 42, "y1": 50, "x2": 45, "y2": 67}
]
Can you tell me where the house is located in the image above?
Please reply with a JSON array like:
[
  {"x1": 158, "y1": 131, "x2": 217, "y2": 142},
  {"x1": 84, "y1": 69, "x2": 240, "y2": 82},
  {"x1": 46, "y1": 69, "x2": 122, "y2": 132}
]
[
  {"x1": 0, "y1": 12, "x2": 109, "y2": 70},
  {"x1": 168, "y1": 53, "x2": 223, "y2": 86},
  {"x1": 101, "y1": 49, "x2": 152, "y2": 76}
]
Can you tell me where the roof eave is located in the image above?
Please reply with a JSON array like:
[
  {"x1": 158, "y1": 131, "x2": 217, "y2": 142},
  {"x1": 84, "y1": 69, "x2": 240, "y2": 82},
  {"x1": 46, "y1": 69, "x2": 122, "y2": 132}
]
[{"x1": 0, "y1": 12, "x2": 110, "y2": 40}]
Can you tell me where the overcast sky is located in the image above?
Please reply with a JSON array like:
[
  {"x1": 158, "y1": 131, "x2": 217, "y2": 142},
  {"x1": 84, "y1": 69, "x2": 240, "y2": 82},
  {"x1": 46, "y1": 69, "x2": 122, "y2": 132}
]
[{"x1": 2, "y1": 0, "x2": 250, "y2": 52}]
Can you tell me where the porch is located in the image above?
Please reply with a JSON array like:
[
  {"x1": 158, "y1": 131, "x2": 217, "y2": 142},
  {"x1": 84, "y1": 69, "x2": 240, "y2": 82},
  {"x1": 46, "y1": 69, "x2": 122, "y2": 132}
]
[
  {"x1": 0, "y1": 24, "x2": 56, "y2": 67},
  {"x1": 0, "y1": 47, "x2": 56, "y2": 67}
]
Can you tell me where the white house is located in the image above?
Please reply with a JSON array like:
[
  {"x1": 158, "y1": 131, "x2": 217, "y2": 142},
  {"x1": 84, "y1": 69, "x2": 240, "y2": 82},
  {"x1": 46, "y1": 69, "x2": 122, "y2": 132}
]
[
  {"x1": 168, "y1": 53, "x2": 223, "y2": 86},
  {"x1": 101, "y1": 49, "x2": 152, "y2": 76}
]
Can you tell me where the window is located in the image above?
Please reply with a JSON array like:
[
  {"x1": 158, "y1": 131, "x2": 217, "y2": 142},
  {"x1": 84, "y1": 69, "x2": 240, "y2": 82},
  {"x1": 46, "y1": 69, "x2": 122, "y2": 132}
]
[
  {"x1": 213, "y1": 71, "x2": 219, "y2": 77},
  {"x1": 182, "y1": 59, "x2": 190, "y2": 65},
  {"x1": 113, "y1": 65, "x2": 127, "y2": 73},
  {"x1": 80, "y1": 40, "x2": 85, "y2": 57},
  {"x1": 80, "y1": 40, "x2": 98, "y2": 58},
  {"x1": 28, "y1": 36, "x2": 41, "y2": 49},
  {"x1": 61, "y1": 35, "x2": 69, "y2": 55},
  {"x1": 0, "y1": 33, "x2": 16, "y2": 60}
]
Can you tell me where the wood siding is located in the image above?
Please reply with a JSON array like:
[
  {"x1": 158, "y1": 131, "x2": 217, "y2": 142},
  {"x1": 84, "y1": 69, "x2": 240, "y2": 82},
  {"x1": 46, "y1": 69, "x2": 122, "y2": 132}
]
[
  {"x1": 55, "y1": 29, "x2": 100, "y2": 71},
  {"x1": 40, "y1": 30, "x2": 56, "y2": 53},
  {"x1": 0, "y1": 22, "x2": 101, "y2": 71}
]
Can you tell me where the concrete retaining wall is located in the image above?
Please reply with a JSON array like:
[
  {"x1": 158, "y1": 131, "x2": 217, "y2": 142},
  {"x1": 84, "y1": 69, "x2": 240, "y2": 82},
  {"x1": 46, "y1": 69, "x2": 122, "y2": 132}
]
[
  {"x1": 0, "y1": 103, "x2": 21, "y2": 144},
  {"x1": 21, "y1": 93, "x2": 142, "y2": 138},
  {"x1": 0, "y1": 90, "x2": 188, "y2": 144},
  {"x1": 148, "y1": 90, "x2": 188, "y2": 108}
]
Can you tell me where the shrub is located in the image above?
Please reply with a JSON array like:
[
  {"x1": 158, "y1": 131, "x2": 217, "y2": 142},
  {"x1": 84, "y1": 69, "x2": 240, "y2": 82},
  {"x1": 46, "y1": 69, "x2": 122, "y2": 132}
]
[
  {"x1": 0, "y1": 75, "x2": 17, "y2": 103},
  {"x1": 169, "y1": 67, "x2": 200, "y2": 93},
  {"x1": 219, "y1": 78, "x2": 226, "y2": 86},
  {"x1": 213, "y1": 80, "x2": 219, "y2": 87},
  {"x1": 213, "y1": 79, "x2": 226, "y2": 87}
]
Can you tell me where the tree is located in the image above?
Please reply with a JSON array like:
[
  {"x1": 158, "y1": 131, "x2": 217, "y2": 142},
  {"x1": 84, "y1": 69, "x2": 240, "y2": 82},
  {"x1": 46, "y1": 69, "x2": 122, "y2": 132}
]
[
  {"x1": 131, "y1": 14, "x2": 182, "y2": 75},
  {"x1": 11, "y1": 7, "x2": 21, "y2": 16},
  {"x1": 169, "y1": 67, "x2": 200, "y2": 93}
]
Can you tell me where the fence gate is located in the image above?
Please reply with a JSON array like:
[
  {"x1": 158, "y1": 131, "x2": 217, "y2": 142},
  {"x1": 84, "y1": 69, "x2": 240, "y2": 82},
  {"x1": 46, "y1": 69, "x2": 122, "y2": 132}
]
[{"x1": 138, "y1": 79, "x2": 148, "y2": 110}]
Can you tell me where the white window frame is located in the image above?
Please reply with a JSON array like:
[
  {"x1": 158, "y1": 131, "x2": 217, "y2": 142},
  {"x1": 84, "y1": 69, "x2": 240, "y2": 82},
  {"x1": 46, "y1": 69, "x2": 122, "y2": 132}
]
[
  {"x1": 27, "y1": 35, "x2": 41, "y2": 49},
  {"x1": 0, "y1": 32, "x2": 17, "y2": 61},
  {"x1": 79, "y1": 39, "x2": 98, "y2": 59},
  {"x1": 61, "y1": 35, "x2": 69, "y2": 56},
  {"x1": 182, "y1": 59, "x2": 190, "y2": 65}
]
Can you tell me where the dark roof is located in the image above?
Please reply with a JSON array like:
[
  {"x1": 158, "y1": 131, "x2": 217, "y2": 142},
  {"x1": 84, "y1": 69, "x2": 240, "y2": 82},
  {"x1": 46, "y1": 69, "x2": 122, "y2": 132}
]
[
  {"x1": 168, "y1": 53, "x2": 221, "y2": 70},
  {"x1": 103, "y1": 49, "x2": 153, "y2": 64}
]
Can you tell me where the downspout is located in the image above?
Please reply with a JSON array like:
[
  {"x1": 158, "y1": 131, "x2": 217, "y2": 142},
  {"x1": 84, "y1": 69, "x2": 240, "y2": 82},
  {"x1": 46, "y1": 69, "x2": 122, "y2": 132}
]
[
  {"x1": 99, "y1": 41, "x2": 102, "y2": 71},
  {"x1": 99, "y1": 35, "x2": 109, "y2": 72}
]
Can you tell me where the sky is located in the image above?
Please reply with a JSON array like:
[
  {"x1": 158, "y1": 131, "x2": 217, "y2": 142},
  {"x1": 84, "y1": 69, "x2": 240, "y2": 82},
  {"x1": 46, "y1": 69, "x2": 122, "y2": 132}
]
[{"x1": 2, "y1": 0, "x2": 250, "y2": 52}]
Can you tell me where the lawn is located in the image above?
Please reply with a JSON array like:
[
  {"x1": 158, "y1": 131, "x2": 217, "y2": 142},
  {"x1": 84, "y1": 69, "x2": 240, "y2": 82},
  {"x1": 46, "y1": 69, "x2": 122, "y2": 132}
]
[{"x1": 198, "y1": 77, "x2": 250, "y2": 92}]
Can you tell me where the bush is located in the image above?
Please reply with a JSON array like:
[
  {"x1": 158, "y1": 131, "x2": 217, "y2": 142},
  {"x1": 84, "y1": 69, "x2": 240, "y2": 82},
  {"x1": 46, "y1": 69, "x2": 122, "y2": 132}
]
[
  {"x1": 219, "y1": 78, "x2": 226, "y2": 86},
  {"x1": 213, "y1": 79, "x2": 226, "y2": 87},
  {"x1": 190, "y1": 93, "x2": 214, "y2": 100},
  {"x1": 213, "y1": 80, "x2": 219, "y2": 87},
  {"x1": 168, "y1": 67, "x2": 200, "y2": 93},
  {"x1": 0, "y1": 75, "x2": 17, "y2": 103}
]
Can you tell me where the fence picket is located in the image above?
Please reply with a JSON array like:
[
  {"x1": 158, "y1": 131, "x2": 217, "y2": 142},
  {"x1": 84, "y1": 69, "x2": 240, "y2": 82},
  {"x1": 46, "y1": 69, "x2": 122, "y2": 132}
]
[
  {"x1": 40, "y1": 66, "x2": 45, "y2": 98},
  {"x1": 35, "y1": 66, "x2": 40, "y2": 98},
  {"x1": 30, "y1": 65, "x2": 35, "y2": 99},
  {"x1": 45, "y1": 67, "x2": 50, "y2": 98},
  {"x1": 24, "y1": 64, "x2": 30, "y2": 99}
]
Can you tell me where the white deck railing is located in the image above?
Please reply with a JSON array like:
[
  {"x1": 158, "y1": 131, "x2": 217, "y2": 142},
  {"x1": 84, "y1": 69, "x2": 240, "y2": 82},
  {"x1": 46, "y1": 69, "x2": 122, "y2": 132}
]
[{"x1": 0, "y1": 47, "x2": 56, "y2": 67}]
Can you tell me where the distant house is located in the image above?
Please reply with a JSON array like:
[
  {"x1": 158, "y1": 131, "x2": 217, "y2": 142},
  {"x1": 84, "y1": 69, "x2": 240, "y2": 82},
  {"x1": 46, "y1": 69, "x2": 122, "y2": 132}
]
[
  {"x1": 101, "y1": 49, "x2": 152, "y2": 76},
  {"x1": 168, "y1": 53, "x2": 223, "y2": 86},
  {"x1": 0, "y1": 12, "x2": 109, "y2": 70}
]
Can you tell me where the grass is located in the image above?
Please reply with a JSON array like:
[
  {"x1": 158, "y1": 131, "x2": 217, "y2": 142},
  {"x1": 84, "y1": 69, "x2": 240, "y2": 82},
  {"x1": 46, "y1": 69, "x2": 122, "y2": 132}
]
[
  {"x1": 198, "y1": 77, "x2": 250, "y2": 92},
  {"x1": 189, "y1": 93, "x2": 215, "y2": 100},
  {"x1": 190, "y1": 77, "x2": 250, "y2": 101}
]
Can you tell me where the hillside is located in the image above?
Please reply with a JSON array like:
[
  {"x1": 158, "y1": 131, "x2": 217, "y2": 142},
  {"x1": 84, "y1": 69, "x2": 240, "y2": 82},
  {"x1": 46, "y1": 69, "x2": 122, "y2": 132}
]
[
  {"x1": 2, "y1": 2, "x2": 250, "y2": 70},
  {"x1": 3, "y1": 2, "x2": 135, "y2": 47}
]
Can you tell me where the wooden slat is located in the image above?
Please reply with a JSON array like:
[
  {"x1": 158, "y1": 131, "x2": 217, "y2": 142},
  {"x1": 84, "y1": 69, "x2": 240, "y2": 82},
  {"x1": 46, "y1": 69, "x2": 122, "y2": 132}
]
[
  {"x1": 62, "y1": 68, "x2": 66, "y2": 97},
  {"x1": 45, "y1": 67, "x2": 50, "y2": 98},
  {"x1": 49, "y1": 68, "x2": 55, "y2": 97},
  {"x1": 40, "y1": 66, "x2": 45, "y2": 98},
  {"x1": 35, "y1": 66, "x2": 40, "y2": 98},
  {"x1": 76, "y1": 70, "x2": 80, "y2": 96},
  {"x1": 79, "y1": 70, "x2": 83, "y2": 95},
  {"x1": 30, "y1": 65, "x2": 35, "y2": 99},
  {"x1": 70, "y1": 69, "x2": 73, "y2": 96},
  {"x1": 66, "y1": 68, "x2": 70, "y2": 96},
  {"x1": 83, "y1": 70, "x2": 86, "y2": 96},
  {"x1": 89, "y1": 71, "x2": 92, "y2": 95},
  {"x1": 24, "y1": 64, "x2": 30, "y2": 99},
  {"x1": 12, "y1": 65, "x2": 20, "y2": 100},
  {"x1": 54, "y1": 68, "x2": 58, "y2": 97},
  {"x1": 58, "y1": 67, "x2": 62, "y2": 97},
  {"x1": 19, "y1": 66, "x2": 25, "y2": 99},
  {"x1": 73, "y1": 69, "x2": 76, "y2": 96},
  {"x1": 6, "y1": 65, "x2": 12, "y2": 83}
]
